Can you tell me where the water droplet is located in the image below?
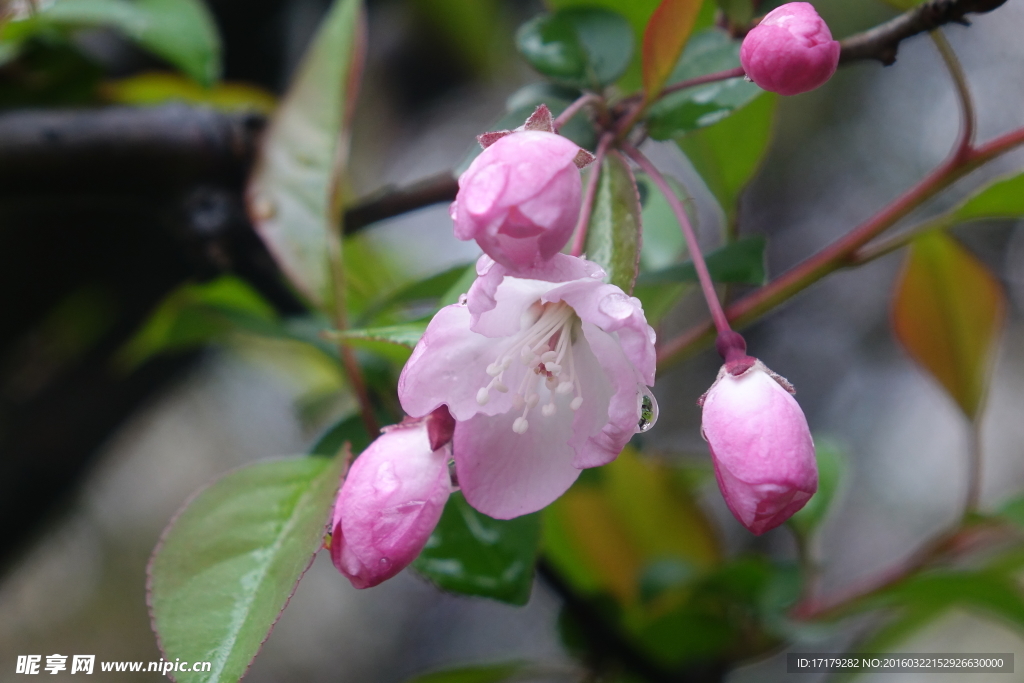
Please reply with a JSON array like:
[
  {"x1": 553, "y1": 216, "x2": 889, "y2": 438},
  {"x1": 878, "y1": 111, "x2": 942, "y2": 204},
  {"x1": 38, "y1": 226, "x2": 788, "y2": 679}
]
[
  {"x1": 636, "y1": 386, "x2": 659, "y2": 433},
  {"x1": 379, "y1": 557, "x2": 392, "y2": 569}
]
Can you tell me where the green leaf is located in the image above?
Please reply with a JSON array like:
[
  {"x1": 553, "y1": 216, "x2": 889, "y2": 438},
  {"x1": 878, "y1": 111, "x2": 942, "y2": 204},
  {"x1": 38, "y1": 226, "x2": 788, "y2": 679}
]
[
  {"x1": 247, "y1": 0, "x2": 365, "y2": 309},
  {"x1": 38, "y1": 0, "x2": 221, "y2": 85},
  {"x1": 646, "y1": 29, "x2": 762, "y2": 140},
  {"x1": 675, "y1": 91, "x2": 777, "y2": 228},
  {"x1": 947, "y1": 172, "x2": 1024, "y2": 225},
  {"x1": 715, "y1": 0, "x2": 752, "y2": 26},
  {"x1": 515, "y1": 7, "x2": 633, "y2": 89},
  {"x1": 404, "y1": 662, "x2": 531, "y2": 683},
  {"x1": 636, "y1": 235, "x2": 766, "y2": 286},
  {"x1": 892, "y1": 233, "x2": 1006, "y2": 418},
  {"x1": 872, "y1": 570, "x2": 1024, "y2": 632},
  {"x1": 116, "y1": 276, "x2": 278, "y2": 370},
  {"x1": 636, "y1": 172, "x2": 688, "y2": 271},
  {"x1": 327, "y1": 322, "x2": 427, "y2": 349},
  {"x1": 149, "y1": 455, "x2": 344, "y2": 683},
  {"x1": 412, "y1": 492, "x2": 541, "y2": 605},
  {"x1": 584, "y1": 150, "x2": 643, "y2": 293},
  {"x1": 789, "y1": 441, "x2": 846, "y2": 537},
  {"x1": 546, "y1": 0, "x2": 717, "y2": 93}
]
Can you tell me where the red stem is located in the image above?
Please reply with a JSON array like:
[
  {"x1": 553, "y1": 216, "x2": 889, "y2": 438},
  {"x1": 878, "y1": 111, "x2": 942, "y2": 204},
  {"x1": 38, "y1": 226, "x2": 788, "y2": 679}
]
[
  {"x1": 554, "y1": 93, "x2": 599, "y2": 132},
  {"x1": 570, "y1": 133, "x2": 613, "y2": 257},
  {"x1": 623, "y1": 143, "x2": 732, "y2": 336},
  {"x1": 656, "y1": 66, "x2": 747, "y2": 98}
]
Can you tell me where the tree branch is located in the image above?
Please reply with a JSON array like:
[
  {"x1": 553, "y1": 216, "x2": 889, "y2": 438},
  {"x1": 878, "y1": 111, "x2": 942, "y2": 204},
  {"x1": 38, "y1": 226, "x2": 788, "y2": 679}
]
[
  {"x1": 342, "y1": 171, "x2": 458, "y2": 234},
  {"x1": 838, "y1": 0, "x2": 1008, "y2": 66}
]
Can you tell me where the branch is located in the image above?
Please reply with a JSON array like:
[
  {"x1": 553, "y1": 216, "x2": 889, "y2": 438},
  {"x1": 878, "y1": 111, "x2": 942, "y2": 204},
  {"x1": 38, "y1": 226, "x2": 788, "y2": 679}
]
[
  {"x1": 838, "y1": 0, "x2": 1008, "y2": 66},
  {"x1": 0, "y1": 104, "x2": 264, "y2": 192},
  {"x1": 343, "y1": 171, "x2": 458, "y2": 234}
]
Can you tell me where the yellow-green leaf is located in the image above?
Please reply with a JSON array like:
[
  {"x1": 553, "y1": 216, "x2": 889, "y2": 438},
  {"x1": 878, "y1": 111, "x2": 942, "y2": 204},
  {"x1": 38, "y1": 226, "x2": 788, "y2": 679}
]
[{"x1": 892, "y1": 233, "x2": 1006, "y2": 417}]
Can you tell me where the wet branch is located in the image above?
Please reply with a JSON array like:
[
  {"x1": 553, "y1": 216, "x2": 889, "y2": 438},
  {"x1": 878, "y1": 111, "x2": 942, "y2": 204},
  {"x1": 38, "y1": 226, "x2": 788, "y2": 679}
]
[{"x1": 839, "y1": 0, "x2": 1008, "y2": 66}]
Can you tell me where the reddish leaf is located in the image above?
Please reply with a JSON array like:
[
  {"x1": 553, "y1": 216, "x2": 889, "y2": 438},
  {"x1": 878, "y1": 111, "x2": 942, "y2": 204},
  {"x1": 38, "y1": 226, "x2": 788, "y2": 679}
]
[
  {"x1": 641, "y1": 0, "x2": 704, "y2": 99},
  {"x1": 892, "y1": 233, "x2": 1006, "y2": 418}
]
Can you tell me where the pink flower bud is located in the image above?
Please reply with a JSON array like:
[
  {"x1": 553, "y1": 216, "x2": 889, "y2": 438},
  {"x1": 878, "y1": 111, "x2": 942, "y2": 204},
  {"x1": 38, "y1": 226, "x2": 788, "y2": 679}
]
[
  {"x1": 451, "y1": 130, "x2": 585, "y2": 269},
  {"x1": 740, "y1": 2, "x2": 840, "y2": 96},
  {"x1": 330, "y1": 420, "x2": 451, "y2": 588},
  {"x1": 700, "y1": 358, "x2": 817, "y2": 535}
]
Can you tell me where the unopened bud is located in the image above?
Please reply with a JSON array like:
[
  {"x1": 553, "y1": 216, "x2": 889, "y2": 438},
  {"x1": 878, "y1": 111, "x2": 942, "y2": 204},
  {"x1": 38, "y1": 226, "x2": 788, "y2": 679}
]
[
  {"x1": 740, "y1": 2, "x2": 841, "y2": 96},
  {"x1": 330, "y1": 420, "x2": 451, "y2": 588},
  {"x1": 700, "y1": 359, "x2": 817, "y2": 535}
]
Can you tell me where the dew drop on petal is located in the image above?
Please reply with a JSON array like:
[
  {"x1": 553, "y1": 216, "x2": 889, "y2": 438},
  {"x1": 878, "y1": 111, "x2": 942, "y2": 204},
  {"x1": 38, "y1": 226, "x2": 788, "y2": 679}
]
[
  {"x1": 636, "y1": 386, "x2": 659, "y2": 433},
  {"x1": 599, "y1": 292, "x2": 635, "y2": 320}
]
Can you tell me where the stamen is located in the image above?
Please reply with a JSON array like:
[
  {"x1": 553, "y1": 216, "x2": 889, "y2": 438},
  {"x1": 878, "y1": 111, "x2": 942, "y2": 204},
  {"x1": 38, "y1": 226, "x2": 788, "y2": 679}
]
[
  {"x1": 570, "y1": 396, "x2": 583, "y2": 411},
  {"x1": 542, "y1": 403, "x2": 556, "y2": 417},
  {"x1": 513, "y1": 417, "x2": 529, "y2": 434},
  {"x1": 476, "y1": 387, "x2": 490, "y2": 405}
]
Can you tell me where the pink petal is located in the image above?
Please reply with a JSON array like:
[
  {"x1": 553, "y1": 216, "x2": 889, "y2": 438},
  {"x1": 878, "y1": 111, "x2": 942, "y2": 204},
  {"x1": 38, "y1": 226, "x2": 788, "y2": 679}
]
[
  {"x1": 454, "y1": 402, "x2": 581, "y2": 519},
  {"x1": 398, "y1": 304, "x2": 514, "y2": 420}
]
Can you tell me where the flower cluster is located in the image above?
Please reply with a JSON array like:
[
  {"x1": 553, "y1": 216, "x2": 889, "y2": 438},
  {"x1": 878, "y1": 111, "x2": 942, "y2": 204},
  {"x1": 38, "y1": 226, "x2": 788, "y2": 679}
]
[
  {"x1": 329, "y1": 106, "x2": 659, "y2": 587},
  {"x1": 328, "y1": 19, "x2": 833, "y2": 580}
]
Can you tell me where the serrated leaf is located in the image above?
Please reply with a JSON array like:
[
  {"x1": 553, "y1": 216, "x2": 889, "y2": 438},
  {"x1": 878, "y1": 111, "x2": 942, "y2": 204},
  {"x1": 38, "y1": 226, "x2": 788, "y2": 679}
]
[
  {"x1": 789, "y1": 441, "x2": 845, "y2": 537},
  {"x1": 247, "y1": 0, "x2": 365, "y2": 309},
  {"x1": 149, "y1": 455, "x2": 344, "y2": 683},
  {"x1": 404, "y1": 662, "x2": 531, "y2": 683},
  {"x1": 412, "y1": 492, "x2": 541, "y2": 605},
  {"x1": 39, "y1": 0, "x2": 221, "y2": 85},
  {"x1": 515, "y1": 7, "x2": 633, "y2": 90},
  {"x1": 636, "y1": 235, "x2": 766, "y2": 286},
  {"x1": 641, "y1": 0, "x2": 704, "y2": 99},
  {"x1": 584, "y1": 151, "x2": 643, "y2": 293},
  {"x1": 947, "y1": 172, "x2": 1024, "y2": 225},
  {"x1": 646, "y1": 29, "x2": 762, "y2": 140},
  {"x1": 675, "y1": 91, "x2": 777, "y2": 228},
  {"x1": 892, "y1": 233, "x2": 1006, "y2": 418}
]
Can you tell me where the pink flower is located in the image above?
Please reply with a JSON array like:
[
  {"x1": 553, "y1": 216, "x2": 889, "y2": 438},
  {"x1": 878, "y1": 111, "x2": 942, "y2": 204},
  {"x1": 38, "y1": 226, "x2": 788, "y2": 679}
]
[
  {"x1": 399, "y1": 254, "x2": 658, "y2": 519},
  {"x1": 330, "y1": 412, "x2": 453, "y2": 589},
  {"x1": 740, "y1": 2, "x2": 840, "y2": 96},
  {"x1": 450, "y1": 107, "x2": 593, "y2": 270},
  {"x1": 700, "y1": 357, "x2": 817, "y2": 535}
]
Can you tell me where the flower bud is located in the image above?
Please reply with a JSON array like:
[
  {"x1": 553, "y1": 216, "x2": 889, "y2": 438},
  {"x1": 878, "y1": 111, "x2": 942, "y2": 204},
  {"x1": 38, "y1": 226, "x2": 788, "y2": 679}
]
[
  {"x1": 451, "y1": 129, "x2": 586, "y2": 269},
  {"x1": 700, "y1": 358, "x2": 817, "y2": 535},
  {"x1": 740, "y1": 2, "x2": 840, "y2": 96},
  {"x1": 330, "y1": 420, "x2": 451, "y2": 588}
]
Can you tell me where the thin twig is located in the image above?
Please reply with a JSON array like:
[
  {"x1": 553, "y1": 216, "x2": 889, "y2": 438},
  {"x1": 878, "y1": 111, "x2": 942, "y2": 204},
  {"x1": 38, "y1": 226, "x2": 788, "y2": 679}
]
[
  {"x1": 553, "y1": 93, "x2": 599, "y2": 132},
  {"x1": 624, "y1": 143, "x2": 731, "y2": 336},
  {"x1": 930, "y1": 29, "x2": 975, "y2": 159},
  {"x1": 964, "y1": 416, "x2": 984, "y2": 518},
  {"x1": 657, "y1": 66, "x2": 747, "y2": 99},
  {"x1": 570, "y1": 133, "x2": 613, "y2": 257}
]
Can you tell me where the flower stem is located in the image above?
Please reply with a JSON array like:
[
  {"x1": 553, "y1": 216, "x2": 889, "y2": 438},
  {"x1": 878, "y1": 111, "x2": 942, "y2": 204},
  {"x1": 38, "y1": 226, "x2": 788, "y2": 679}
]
[
  {"x1": 570, "y1": 133, "x2": 613, "y2": 257},
  {"x1": 656, "y1": 118, "x2": 1024, "y2": 371},
  {"x1": 623, "y1": 143, "x2": 732, "y2": 337},
  {"x1": 553, "y1": 93, "x2": 600, "y2": 133},
  {"x1": 655, "y1": 66, "x2": 747, "y2": 99},
  {"x1": 964, "y1": 416, "x2": 984, "y2": 519}
]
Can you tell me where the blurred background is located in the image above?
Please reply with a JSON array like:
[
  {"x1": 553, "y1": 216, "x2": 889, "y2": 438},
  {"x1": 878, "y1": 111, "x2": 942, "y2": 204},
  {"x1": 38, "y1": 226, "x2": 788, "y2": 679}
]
[{"x1": 1, "y1": 0, "x2": 1024, "y2": 680}]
